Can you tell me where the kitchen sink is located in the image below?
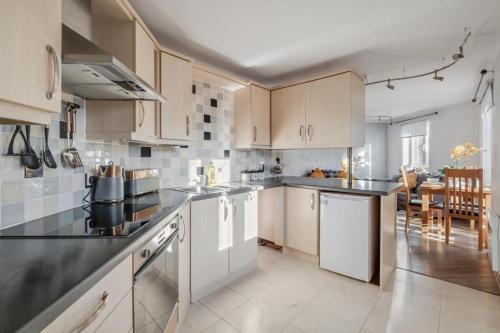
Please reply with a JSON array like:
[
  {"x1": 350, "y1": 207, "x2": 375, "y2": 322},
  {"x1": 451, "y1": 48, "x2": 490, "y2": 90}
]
[{"x1": 171, "y1": 186, "x2": 226, "y2": 194}]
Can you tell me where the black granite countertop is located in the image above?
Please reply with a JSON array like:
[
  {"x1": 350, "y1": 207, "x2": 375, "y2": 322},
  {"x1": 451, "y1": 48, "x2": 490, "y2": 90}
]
[
  {"x1": 245, "y1": 176, "x2": 404, "y2": 196},
  {"x1": 0, "y1": 178, "x2": 402, "y2": 332}
]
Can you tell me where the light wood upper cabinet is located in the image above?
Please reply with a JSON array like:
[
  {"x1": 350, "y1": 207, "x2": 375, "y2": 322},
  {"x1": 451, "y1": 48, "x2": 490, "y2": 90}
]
[
  {"x1": 0, "y1": 0, "x2": 62, "y2": 124},
  {"x1": 160, "y1": 53, "x2": 193, "y2": 142},
  {"x1": 134, "y1": 101, "x2": 157, "y2": 138},
  {"x1": 271, "y1": 71, "x2": 365, "y2": 149},
  {"x1": 134, "y1": 21, "x2": 157, "y2": 88},
  {"x1": 234, "y1": 85, "x2": 271, "y2": 148},
  {"x1": 285, "y1": 187, "x2": 319, "y2": 256},
  {"x1": 271, "y1": 84, "x2": 307, "y2": 148},
  {"x1": 305, "y1": 72, "x2": 365, "y2": 147}
]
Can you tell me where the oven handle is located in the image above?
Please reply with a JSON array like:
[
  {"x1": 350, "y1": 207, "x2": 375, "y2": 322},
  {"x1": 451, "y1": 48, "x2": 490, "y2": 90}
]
[{"x1": 134, "y1": 230, "x2": 178, "y2": 281}]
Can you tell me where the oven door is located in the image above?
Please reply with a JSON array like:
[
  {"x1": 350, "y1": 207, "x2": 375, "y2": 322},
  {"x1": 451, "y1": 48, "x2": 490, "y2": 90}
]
[{"x1": 134, "y1": 229, "x2": 179, "y2": 333}]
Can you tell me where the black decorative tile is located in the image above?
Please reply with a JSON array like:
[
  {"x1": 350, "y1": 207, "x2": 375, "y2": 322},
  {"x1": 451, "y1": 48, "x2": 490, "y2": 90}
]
[
  {"x1": 59, "y1": 121, "x2": 68, "y2": 139},
  {"x1": 192, "y1": 85, "x2": 196, "y2": 94},
  {"x1": 204, "y1": 114, "x2": 211, "y2": 123},
  {"x1": 224, "y1": 150, "x2": 230, "y2": 158},
  {"x1": 140, "y1": 147, "x2": 152, "y2": 157},
  {"x1": 210, "y1": 98, "x2": 217, "y2": 108},
  {"x1": 204, "y1": 132, "x2": 211, "y2": 140}
]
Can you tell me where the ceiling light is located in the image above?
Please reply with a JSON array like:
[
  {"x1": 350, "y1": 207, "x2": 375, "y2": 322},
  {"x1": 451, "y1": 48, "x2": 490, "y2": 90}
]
[
  {"x1": 386, "y1": 79, "x2": 394, "y2": 90},
  {"x1": 452, "y1": 46, "x2": 464, "y2": 60},
  {"x1": 433, "y1": 70, "x2": 444, "y2": 81}
]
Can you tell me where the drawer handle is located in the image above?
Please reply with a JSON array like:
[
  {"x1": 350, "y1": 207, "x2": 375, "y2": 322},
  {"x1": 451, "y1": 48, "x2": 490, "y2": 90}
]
[
  {"x1": 310, "y1": 193, "x2": 315, "y2": 210},
  {"x1": 186, "y1": 116, "x2": 190, "y2": 137},
  {"x1": 70, "y1": 291, "x2": 109, "y2": 333},
  {"x1": 253, "y1": 126, "x2": 257, "y2": 142},
  {"x1": 224, "y1": 202, "x2": 228, "y2": 221},
  {"x1": 46, "y1": 45, "x2": 59, "y2": 100}
]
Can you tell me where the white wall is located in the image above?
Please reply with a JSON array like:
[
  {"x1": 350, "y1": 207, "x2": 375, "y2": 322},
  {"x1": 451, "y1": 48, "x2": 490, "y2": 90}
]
[
  {"x1": 387, "y1": 100, "x2": 481, "y2": 176},
  {"x1": 491, "y1": 54, "x2": 500, "y2": 216}
]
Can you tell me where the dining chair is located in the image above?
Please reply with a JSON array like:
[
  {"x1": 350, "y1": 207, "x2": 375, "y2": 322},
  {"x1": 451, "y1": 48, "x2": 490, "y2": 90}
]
[
  {"x1": 444, "y1": 168, "x2": 485, "y2": 250},
  {"x1": 400, "y1": 166, "x2": 443, "y2": 232}
]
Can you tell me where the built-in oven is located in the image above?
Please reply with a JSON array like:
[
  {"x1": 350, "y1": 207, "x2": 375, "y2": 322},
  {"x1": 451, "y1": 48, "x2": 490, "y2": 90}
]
[{"x1": 133, "y1": 215, "x2": 179, "y2": 333}]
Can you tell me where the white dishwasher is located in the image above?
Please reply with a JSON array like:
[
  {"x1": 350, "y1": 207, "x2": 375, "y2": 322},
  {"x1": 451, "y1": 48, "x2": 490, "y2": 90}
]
[{"x1": 320, "y1": 193, "x2": 377, "y2": 282}]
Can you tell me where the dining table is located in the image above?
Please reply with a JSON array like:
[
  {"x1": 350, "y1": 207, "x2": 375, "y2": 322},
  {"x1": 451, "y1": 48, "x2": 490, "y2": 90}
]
[{"x1": 420, "y1": 182, "x2": 492, "y2": 249}]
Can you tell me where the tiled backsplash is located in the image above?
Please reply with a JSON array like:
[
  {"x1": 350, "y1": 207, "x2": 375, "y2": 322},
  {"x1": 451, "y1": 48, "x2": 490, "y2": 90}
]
[{"x1": 0, "y1": 80, "x2": 274, "y2": 229}]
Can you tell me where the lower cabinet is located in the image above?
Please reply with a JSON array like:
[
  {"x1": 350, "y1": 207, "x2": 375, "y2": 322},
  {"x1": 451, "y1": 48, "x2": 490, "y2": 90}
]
[
  {"x1": 191, "y1": 191, "x2": 258, "y2": 301},
  {"x1": 285, "y1": 187, "x2": 319, "y2": 256},
  {"x1": 42, "y1": 255, "x2": 133, "y2": 333},
  {"x1": 258, "y1": 187, "x2": 285, "y2": 246},
  {"x1": 178, "y1": 203, "x2": 191, "y2": 326}
]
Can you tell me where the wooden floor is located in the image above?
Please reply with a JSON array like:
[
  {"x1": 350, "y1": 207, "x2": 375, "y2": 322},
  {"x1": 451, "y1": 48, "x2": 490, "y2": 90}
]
[{"x1": 396, "y1": 212, "x2": 500, "y2": 295}]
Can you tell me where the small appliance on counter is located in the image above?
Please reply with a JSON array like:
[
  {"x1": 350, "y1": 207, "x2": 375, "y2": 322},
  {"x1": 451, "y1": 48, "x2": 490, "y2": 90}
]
[
  {"x1": 89, "y1": 163, "x2": 124, "y2": 203},
  {"x1": 124, "y1": 168, "x2": 160, "y2": 197}
]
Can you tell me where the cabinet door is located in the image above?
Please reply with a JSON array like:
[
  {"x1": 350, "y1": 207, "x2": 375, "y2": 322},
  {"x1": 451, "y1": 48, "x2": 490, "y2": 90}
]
[
  {"x1": 178, "y1": 204, "x2": 191, "y2": 325},
  {"x1": 305, "y1": 74, "x2": 350, "y2": 147},
  {"x1": 191, "y1": 197, "x2": 230, "y2": 295},
  {"x1": 230, "y1": 192, "x2": 258, "y2": 273},
  {"x1": 251, "y1": 85, "x2": 270, "y2": 146},
  {"x1": 134, "y1": 101, "x2": 157, "y2": 138},
  {"x1": 258, "y1": 187, "x2": 284, "y2": 245},
  {"x1": 271, "y1": 84, "x2": 306, "y2": 148},
  {"x1": 95, "y1": 290, "x2": 133, "y2": 333},
  {"x1": 160, "y1": 53, "x2": 193, "y2": 141},
  {"x1": 134, "y1": 21, "x2": 157, "y2": 88},
  {"x1": 285, "y1": 187, "x2": 319, "y2": 255},
  {"x1": 0, "y1": 0, "x2": 61, "y2": 114}
]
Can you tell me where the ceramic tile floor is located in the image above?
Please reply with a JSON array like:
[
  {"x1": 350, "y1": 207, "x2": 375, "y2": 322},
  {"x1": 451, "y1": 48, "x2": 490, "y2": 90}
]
[{"x1": 180, "y1": 246, "x2": 500, "y2": 333}]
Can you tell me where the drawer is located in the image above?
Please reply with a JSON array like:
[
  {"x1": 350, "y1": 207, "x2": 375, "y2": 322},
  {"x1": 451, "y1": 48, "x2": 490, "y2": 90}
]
[{"x1": 42, "y1": 255, "x2": 133, "y2": 333}]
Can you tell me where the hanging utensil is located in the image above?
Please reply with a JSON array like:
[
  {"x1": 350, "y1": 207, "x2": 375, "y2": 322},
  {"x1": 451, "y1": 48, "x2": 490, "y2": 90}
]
[
  {"x1": 68, "y1": 104, "x2": 83, "y2": 167},
  {"x1": 42, "y1": 126, "x2": 57, "y2": 168},
  {"x1": 25, "y1": 125, "x2": 43, "y2": 169},
  {"x1": 18, "y1": 126, "x2": 40, "y2": 170},
  {"x1": 62, "y1": 103, "x2": 78, "y2": 168}
]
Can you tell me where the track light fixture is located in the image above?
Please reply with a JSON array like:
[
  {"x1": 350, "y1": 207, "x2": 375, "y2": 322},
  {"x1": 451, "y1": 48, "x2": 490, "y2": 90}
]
[
  {"x1": 386, "y1": 79, "x2": 394, "y2": 90},
  {"x1": 433, "y1": 70, "x2": 444, "y2": 81},
  {"x1": 365, "y1": 31, "x2": 471, "y2": 87}
]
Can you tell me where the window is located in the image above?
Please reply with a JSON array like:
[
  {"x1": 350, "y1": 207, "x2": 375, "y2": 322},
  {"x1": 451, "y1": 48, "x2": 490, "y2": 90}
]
[
  {"x1": 401, "y1": 121, "x2": 429, "y2": 171},
  {"x1": 481, "y1": 86, "x2": 493, "y2": 186}
]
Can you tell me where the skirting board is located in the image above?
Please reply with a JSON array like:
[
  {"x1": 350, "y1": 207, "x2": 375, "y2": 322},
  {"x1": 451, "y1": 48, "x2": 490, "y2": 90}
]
[{"x1": 191, "y1": 261, "x2": 257, "y2": 302}]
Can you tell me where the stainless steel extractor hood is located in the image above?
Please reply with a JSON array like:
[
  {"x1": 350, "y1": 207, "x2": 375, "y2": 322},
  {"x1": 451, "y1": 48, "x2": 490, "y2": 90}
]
[{"x1": 62, "y1": 25, "x2": 165, "y2": 102}]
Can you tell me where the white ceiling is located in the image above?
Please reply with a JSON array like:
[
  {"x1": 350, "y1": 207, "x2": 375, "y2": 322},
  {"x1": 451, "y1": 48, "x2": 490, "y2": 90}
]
[{"x1": 130, "y1": 0, "x2": 500, "y2": 117}]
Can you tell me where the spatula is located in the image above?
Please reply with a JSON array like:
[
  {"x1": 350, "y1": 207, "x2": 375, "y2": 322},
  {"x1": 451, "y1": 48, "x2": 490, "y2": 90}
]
[{"x1": 43, "y1": 126, "x2": 57, "y2": 168}]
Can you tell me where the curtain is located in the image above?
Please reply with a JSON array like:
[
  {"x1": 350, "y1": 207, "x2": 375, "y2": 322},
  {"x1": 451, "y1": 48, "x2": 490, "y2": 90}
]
[{"x1": 400, "y1": 120, "x2": 427, "y2": 138}]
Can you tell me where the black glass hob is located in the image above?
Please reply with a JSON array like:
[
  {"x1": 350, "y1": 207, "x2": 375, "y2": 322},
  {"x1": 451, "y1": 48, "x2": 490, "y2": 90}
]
[{"x1": 0, "y1": 193, "x2": 161, "y2": 238}]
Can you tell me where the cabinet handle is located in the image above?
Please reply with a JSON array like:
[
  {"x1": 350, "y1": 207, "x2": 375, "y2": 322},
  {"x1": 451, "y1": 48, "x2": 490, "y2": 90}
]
[
  {"x1": 310, "y1": 193, "x2": 315, "y2": 210},
  {"x1": 299, "y1": 125, "x2": 305, "y2": 142},
  {"x1": 138, "y1": 102, "x2": 146, "y2": 127},
  {"x1": 224, "y1": 202, "x2": 228, "y2": 221},
  {"x1": 253, "y1": 126, "x2": 257, "y2": 142},
  {"x1": 307, "y1": 125, "x2": 313, "y2": 142},
  {"x1": 69, "y1": 291, "x2": 109, "y2": 333},
  {"x1": 179, "y1": 214, "x2": 186, "y2": 243},
  {"x1": 186, "y1": 116, "x2": 190, "y2": 137},
  {"x1": 46, "y1": 45, "x2": 59, "y2": 100},
  {"x1": 232, "y1": 199, "x2": 236, "y2": 218}
]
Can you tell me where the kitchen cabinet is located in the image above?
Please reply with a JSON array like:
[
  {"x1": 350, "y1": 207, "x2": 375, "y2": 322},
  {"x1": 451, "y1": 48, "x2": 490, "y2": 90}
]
[
  {"x1": 0, "y1": 0, "x2": 62, "y2": 125},
  {"x1": 230, "y1": 191, "x2": 258, "y2": 273},
  {"x1": 159, "y1": 53, "x2": 193, "y2": 142},
  {"x1": 285, "y1": 187, "x2": 319, "y2": 256},
  {"x1": 271, "y1": 71, "x2": 365, "y2": 149},
  {"x1": 271, "y1": 84, "x2": 306, "y2": 149},
  {"x1": 178, "y1": 203, "x2": 191, "y2": 325},
  {"x1": 258, "y1": 187, "x2": 285, "y2": 246},
  {"x1": 234, "y1": 85, "x2": 271, "y2": 148},
  {"x1": 86, "y1": 20, "x2": 159, "y2": 143},
  {"x1": 191, "y1": 197, "x2": 230, "y2": 301},
  {"x1": 42, "y1": 255, "x2": 133, "y2": 333},
  {"x1": 191, "y1": 192, "x2": 258, "y2": 301},
  {"x1": 305, "y1": 72, "x2": 365, "y2": 147}
]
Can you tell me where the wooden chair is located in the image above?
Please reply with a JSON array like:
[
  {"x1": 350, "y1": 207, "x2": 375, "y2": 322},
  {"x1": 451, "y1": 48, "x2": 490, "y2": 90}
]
[
  {"x1": 444, "y1": 168, "x2": 485, "y2": 250},
  {"x1": 400, "y1": 166, "x2": 443, "y2": 232}
]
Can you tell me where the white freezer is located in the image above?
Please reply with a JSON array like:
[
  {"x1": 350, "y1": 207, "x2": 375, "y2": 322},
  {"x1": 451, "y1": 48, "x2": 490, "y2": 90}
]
[{"x1": 319, "y1": 193, "x2": 377, "y2": 282}]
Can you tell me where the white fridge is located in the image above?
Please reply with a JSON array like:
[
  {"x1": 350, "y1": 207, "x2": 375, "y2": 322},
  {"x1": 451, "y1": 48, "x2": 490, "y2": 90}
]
[{"x1": 319, "y1": 193, "x2": 378, "y2": 282}]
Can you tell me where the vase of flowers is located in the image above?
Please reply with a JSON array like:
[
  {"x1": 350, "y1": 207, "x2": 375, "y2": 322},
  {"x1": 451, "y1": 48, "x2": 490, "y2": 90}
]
[{"x1": 449, "y1": 143, "x2": 482, "y2": 169}]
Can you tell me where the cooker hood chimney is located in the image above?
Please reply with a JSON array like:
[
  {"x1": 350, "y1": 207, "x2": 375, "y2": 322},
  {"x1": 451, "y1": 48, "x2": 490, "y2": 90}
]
[{"x1": 61, "y1": 25, "x2": 165, "y2": 102}]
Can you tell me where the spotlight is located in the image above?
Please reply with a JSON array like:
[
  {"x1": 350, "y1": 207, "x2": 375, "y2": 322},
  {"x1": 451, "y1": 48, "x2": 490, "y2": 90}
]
[
  {"x1": 452, "y1": 46, "x2": 464, "y2": 60},
  {"x1": 433, "y1": 70, "x2": 444, "y2": 81},
  {"x1": 386, "y1": 79, "x2": 394, "y2": 90}
]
